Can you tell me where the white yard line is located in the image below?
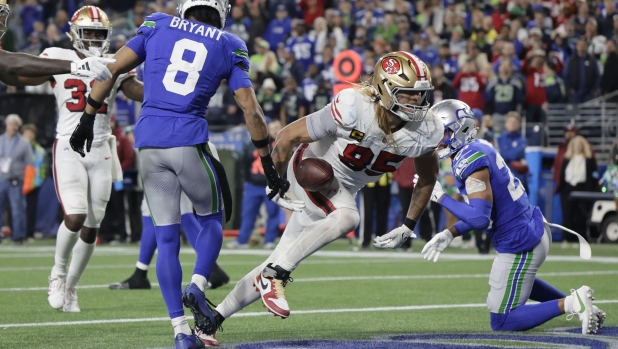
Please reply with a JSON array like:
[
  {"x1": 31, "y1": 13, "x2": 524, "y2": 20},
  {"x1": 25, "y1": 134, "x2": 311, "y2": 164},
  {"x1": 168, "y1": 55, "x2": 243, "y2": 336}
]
[
  {"x1": 2, "y1": 270, "x2": 616, "y2": 292},
  {"x1": 2, "y1": 299, "x2": 618, "y2": 329}
]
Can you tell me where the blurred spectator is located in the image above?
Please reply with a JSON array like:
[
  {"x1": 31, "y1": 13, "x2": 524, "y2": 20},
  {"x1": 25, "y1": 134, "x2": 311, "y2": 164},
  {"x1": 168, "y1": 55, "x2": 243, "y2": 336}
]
[
  {"x1": 486, "y1": 59, "x2": 524, "y2": 132},
  {"x1": 228, "y1": 121, "x2": 283, "y2": 250},
  {"x1": 574, "y1": 1, "x2": 590, "y2": 35},
  {"x1": 544, "y1": 59, "x2": 567, "y2": 103},
  {"x1": 601, "y1": 39, "x2": 618, "y2": 98},
  {"x1": 492, "y1": 41, "x2": 522, "y2": 73},
  {"x1": 491, "y1": 1, "x2": 510, "y2": 32},
  {"x1": 458, "y1": 40, "x2": 490, "y2": 73},
  {"x1": 206, "y1": 82, "x2": 241, "y2": 127},
  {"x1": 299, "y1": 0, "x2": 325, "y2": 27},
  {"x1": 598, "y1": 0, "x2": 617, "y2": 38},
  {"x1": 449, "y1": 26, "x2": 467, "y2": 55},
  {"x1": 279, "y1": 76, "x2": 306, "y2": 125},
  {"x1": 438, "y1": 44, "x2": 459, "y2": 80},
  {"x1": 553, "y1": 124, "x2": 597, "y2": 193},
  {"x1": 302, "y1": 64, "x2": 320, "y2": 103},
  {"x1": 392, "y1": 15, "x2": 415, "y2": 46},
  {"x1": 477, "y1": 113, "x2": 496, "y2": 144},
  {"x1": 414, "y1": 33, "x2": 439, "y2": 67},
  {"x1": 351, "y1": 29, "x2": 368, "y2": 61},
  {"x1": 453, "y1": 60, "x2": 486, "y2": 110},
  {"x1": 313, "y1": 17, "x2": 328, "y2": 56},
  {"x1": 565, "y1": 37, "x2": 600, "y2": 103},
  {"x1": 361, "y1": 173, "x2": 392, "y2": 250},
  {"x1": 44, "y1": 23, "x2": 71, "y2": 50},
  {"x1": 264, "y1": 5, "x2": 292, "y2": 52},
  {"x1": 310, "y1": 79, "x2": 332, "y2": 113},
  {"x1": 431, "y1": 64, "x2": 456, "y2": 104},
  {"x1": 250, "y1": 39, "x2": 281, "y2": 81},
  {"x1": 21, "y1": 124, "x2": 45, "y2": 241},
  {"x1": 496, "y1": 112, "x2": 528, "y2": 187},
  {"x1": 286, "y1": 20, "x2": 316, "y2": 71},
  {"x1": 281, "y1": 48, "x2": 305, "y2": 85},
  {"x1": 585, "y1": 18, "x2": 607, "y2": 58},
  {"x1": 375, "y1": 12, "x2": 398, "y2": 42},
  {"x1": 522, "y1": 50, "x2": 547, "y2": 122},
  {"x1": 0, "y1": 114, "x2": 33, "y2": 245},
  {"x1": 268, "y1": 0, "x2": 297, "y2": 19},
  {"x1": 557, "y1": 135, "x2": 598, "y2": 243},
  {"x1": 99, "y1": 117, "x2": 135, "y2": 244},
  {"x1": 53, "y1": 10, "x2": 70, "y2": 35},
  {"x1": 257, "y1": 78, "x2": 282, "y2": 120},
  {"x1": 317, "y1": 46, "x2": 335, "y2": 84},
  {"x1": 19, "y1": 0, "x2": 43, "y2": 37},
  {"x1": 225, "y1": 6, "x2": 250, "y2": 43}
]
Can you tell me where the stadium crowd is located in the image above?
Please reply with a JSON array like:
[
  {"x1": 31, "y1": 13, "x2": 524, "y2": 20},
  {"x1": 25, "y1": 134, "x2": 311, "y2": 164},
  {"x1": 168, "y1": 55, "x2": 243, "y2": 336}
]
[{"x1": 0, "y1": 0, "x2": 617, "y2": 250}]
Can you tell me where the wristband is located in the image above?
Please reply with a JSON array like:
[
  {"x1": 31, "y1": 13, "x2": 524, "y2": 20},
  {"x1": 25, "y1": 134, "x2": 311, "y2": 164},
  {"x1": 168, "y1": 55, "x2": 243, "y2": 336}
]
[
  {"x1": 403, "y1": 218, "x2": 417, "y2": 231},
  {"x1": 87, "y1": 95, "x2": 103, "y2": 111},
  {"x1": 252, "y1": 136, "x2": 271, "y2": 149}
]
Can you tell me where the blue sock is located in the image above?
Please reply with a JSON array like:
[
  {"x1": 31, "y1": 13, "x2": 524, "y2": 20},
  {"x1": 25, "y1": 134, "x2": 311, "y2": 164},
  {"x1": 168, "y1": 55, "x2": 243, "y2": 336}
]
[
  {"x1": 181, "y1": 213, "x2": 200, "y2": 250},
  {"x1": 154, "y1": 224, "x2": 184, "y2": 319},
  {"x1": 137, "y1": 216, "x2": 157, "y2": 266},
  {"x1": 192, "y1": 212, "x2": 223, "y2": 279},
  {"x1": 490, "y1": 300, "x2": 562, "y2": 331},
  {"x1": 529, "y1": 278, "x2": 567, "y2": 302}
]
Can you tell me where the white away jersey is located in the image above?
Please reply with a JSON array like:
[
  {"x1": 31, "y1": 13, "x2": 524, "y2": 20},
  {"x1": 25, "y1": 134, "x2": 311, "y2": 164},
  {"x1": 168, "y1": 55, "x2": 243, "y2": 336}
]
[
  {"x1": 41, "y1": 47, "x2": 135, "y2": 144},
  {"x1": 303, "y1": 88, "x2": 443, "y2": 194}
]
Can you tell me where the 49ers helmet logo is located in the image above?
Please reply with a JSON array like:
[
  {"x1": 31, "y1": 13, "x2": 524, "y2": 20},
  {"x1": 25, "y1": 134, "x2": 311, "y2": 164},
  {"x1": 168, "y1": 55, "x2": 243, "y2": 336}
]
[{"x1": 382, "y1": 57, "x2": 401, "y2": 74}]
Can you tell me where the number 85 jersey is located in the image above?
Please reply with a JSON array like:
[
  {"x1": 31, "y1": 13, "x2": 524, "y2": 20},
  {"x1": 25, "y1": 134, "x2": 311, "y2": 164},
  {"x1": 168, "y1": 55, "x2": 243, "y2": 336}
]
[{"x1": 305, "y1": 88, "x2": 443, "y2": 195}]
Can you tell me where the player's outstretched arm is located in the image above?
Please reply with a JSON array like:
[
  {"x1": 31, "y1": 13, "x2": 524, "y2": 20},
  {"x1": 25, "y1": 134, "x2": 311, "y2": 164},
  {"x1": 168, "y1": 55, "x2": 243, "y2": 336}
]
[
  {"x1": 272, "y1": 118, "x2": 314, "y2": 175},
  {"x1": 438, "y1": 168, "x2": 494, "y2": 230},
  {"x1": 119, "y1": 77, "x2": 144, "y2": 102}
]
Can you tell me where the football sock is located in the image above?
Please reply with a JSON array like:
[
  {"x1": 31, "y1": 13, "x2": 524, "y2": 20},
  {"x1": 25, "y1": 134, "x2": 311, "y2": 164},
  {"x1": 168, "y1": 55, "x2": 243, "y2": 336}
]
[
  {"x1": 529, "y1": 278, "x2": 567, "y2": 302},
  {"x1": 564, "y1": 295, "x2": 575, "y2": 313},
  {"x1": 192, "y1": 212, "x2": 223, "y2": 279},
  {"x1": 191, "y1": 274, "x2": 208, "y2": 292},
  {"x1": 490, "y1": 300, "x2": 562, "y2": 331},
  {"x1": 215, "y1": 263, "x2": 264, "y2": 319},
  {"x1": 51, "y1": 221, "x2": 79, "y2": 276},
  {"x1": 171, "y1": 316, "x2": 191, "y2": 336},
  {"x1": 155, "y1": 224, "x2": 184, "y2": 318},
  {"x1": 137, "y1": 216, "x2": 157, "y2": 268},
  {"x1": 274, "y1": 208, "x2": 358, "y2": 271},
  {"x1": 181, "y1": 212, "x2": 200, "y2": 249},
  {"x1": 66, "y1": 238, "x2": 95, "y2": 290}
]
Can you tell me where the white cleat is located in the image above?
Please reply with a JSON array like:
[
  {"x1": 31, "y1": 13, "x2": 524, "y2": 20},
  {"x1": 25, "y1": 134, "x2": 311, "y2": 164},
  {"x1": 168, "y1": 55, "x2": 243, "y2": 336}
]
[
  {"x1": 47, "y1": 275, "x2": 66, "y2": 310},
  {"x1": 593, "y1": 305, "x2": 606, "y2": 329},
  {"x1": 566, "y1": 286, "x2": 598, "y2": 334},
  {"x1": 63, "y1": 288, "x2": 81, "y2": 313},
  {"x1": 196, "y1": 330, "x2": 220, "y2": 347}
]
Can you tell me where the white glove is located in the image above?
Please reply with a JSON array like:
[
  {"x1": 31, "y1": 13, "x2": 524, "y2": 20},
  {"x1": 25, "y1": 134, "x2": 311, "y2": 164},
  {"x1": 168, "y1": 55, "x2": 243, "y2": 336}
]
[
  {"x1": 421, "y1": 229, "x2": 454, "y2": 262},
  {"x1": 71, "y1": 57, "x2": 116, "y2": 82},
  {"x1": 373, "y1": 225, "x2": 416, "y2": 249},
  {"x1": 266, "y1": 186, "x2": 305, "y2": 212},
  {"x1": 413, "y1": 174, "x2": 445, "y2": 203}
]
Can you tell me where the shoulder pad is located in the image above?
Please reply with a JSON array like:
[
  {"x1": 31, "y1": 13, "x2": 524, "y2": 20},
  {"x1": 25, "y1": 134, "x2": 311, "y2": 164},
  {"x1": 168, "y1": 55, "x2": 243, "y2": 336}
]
[
  {"x1": 331, "y1": 88, "x2": 359, "y2": 128},
  {"x1": 144, "y1": 12, "x2": 170, "y2": 24},
  {"x1": 453, "y1": 144, "x2": 490, "y2": 180},
  {"x1": 40, "y1": 47, "x2": 68, "y2": 59}
]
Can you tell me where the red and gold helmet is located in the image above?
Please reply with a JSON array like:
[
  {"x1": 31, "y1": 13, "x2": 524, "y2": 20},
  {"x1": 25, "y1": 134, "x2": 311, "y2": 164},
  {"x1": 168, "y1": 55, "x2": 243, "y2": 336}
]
[
  {"x1": 0, "y1": 0, "x2": 10, "y2": 40},
  {"x1": 373, "y1": 51, "x2": 433, "y2": 122},
  {"x1": 68, "y1": 6, "x2": 112, "y2": 57}
]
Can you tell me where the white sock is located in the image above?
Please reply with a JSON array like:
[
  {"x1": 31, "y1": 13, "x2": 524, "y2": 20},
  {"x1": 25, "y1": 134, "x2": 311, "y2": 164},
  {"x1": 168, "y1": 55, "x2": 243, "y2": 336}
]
[
  {"x1": 136, "y1": 261, "x2": 149, "y2": 271},
  {"x1": 66, "y1": 238, "x2": 95, "y2": 290},
  {"x1": 191, "y1": 274, "x2": 208, "y2": 292},
  {"x1": 51, "y1": 222, "x2": 79, "y2": 276},
  {"x1": 564, "y1": 295, "x2": 575, "y2": 313},
  {"x1": 215, "y1": 263, "x2": 267, "y2": 318},
  {"x1": 171, "y1": 316, "x2": 192, "y2": 336}
]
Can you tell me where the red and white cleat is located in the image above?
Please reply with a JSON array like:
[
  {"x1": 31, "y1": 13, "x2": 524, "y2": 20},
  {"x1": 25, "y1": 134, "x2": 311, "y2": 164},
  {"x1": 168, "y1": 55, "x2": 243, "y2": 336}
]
[
  {"x1": 254, "y1": 263, "x2": 292, "y2": 319},
  {"x1": 196, "y1": 330, "x2": 219, "y2": 347}
]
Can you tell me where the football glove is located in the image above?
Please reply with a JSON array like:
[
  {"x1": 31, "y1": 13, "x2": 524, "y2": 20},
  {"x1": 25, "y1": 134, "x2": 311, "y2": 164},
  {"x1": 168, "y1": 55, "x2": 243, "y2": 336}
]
[
  {"x1": 260, "y1": 154, "x2": 290, "y2": 199},
  {"x1": 421, "y1": 229, "x2": 454, "y2": 262},
  {"x1": 71, "y1": 57, "x2": 116, "y2": 82},
  {"x1": 70, "y1": 112, "x2": 95, "y2": 157},
  {"x1": 266, "y1": 186, "x2": 305, "y2": 212},
  {"x1": 413, "y1": 174, "x2": 445, "y2": 203},
  {"x1": 373, "y1": 225, "x2": 416, "y2": 249}
]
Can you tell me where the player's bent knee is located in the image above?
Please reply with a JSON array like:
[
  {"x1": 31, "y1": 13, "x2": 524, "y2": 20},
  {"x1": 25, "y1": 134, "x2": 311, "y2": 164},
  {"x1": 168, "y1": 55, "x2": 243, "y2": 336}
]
[
  {"x1": 64, "y1": 214, "x2": 87, "y2": 232},
  {"x1": 490, "y1": 312, "x2": 507, "y2": 331},
  {"x1": 80, "y1": 227, "x2": 98, "y2": 244},
  {"x1": 333, "y1": 208, "x2": 360, "y2": 236}
]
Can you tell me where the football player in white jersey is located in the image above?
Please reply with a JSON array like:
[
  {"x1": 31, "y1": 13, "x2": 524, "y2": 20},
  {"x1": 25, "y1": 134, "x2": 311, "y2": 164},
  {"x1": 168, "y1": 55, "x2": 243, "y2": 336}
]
[
  {"x1": 0, "y1": 0, "x2": 113, "y2": 83},
  {"x1": 6, "y1": 6, "x2": 144, "y2": 313},
  {"x1": 209, "y1": 52, "x2": 442, "y2": 342}
]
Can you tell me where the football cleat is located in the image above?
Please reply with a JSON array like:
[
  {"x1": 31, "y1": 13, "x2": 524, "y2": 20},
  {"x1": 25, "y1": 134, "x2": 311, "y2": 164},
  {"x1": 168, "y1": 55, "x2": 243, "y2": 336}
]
[
  {"x1": 47, "y1": 274, "x2": 66, "y2": 310},
  {"x1": 108, "y1": 274, "x2": 151, "y2": 290},
  {"x1": 254, "y1": 263, "x2": 292, "y2": 318},
  {"x1": 182, "y1": 283, "x2": 217, "y2": 336},
  {"x1": 174, "y1": 333, "x2": 206, "y2": 349},
  {"x1": 207, "y1": 263, "x2": 230, "y2": 290},
  {"x1": 196, "y1": 309, "x2": 225, "y2": 347},
  {"x1": 566, "y1": 286, "x2": 598, "y2": 334},
  {"x1": 593, "y1": 305, "x2": 606, "y2": 329},
  {"x1": 63, "y1": 288, "x2": 81, "y2": 313}
]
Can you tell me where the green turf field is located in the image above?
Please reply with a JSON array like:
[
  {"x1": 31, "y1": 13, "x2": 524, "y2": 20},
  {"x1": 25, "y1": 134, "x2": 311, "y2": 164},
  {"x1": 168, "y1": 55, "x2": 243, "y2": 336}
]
[{"x1": 0, "y1": 238, "x2": 616, "y2": 348}]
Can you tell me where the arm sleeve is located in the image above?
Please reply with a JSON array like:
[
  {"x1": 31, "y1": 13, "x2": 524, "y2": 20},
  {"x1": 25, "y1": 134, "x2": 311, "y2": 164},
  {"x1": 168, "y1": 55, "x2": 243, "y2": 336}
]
[
  {"x1": 306, "y1": 105, "x2": 339, "y2": 141},
  {"x1": 226, "y1": 36, "x2": 252, "y2": 92},
  {"x1": 453, "y1": 220, "x2": 473, "y2": 236},
  {"x1": 440, "y1": 195, "x2": 493, "y2": 230}
]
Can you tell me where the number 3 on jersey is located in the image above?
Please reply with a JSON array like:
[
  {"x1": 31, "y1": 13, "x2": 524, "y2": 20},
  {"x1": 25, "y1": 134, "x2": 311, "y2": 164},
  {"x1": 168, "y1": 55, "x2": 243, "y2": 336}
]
[
  {"x1": 65, "y1": 79, "x2": 108, "y2": 114},
  {"x1": 163, "y1": 39, "x2": 208, "y2": 96},
  {"x1": 339, "y1": 144, "x2": 405, "y2": 176}
]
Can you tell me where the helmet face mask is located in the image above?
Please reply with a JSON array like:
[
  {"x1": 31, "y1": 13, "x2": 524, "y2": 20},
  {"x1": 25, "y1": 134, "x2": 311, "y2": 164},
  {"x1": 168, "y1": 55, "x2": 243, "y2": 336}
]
[
  {"x1": 178, "y1": 0, "x2": 230, "y2": 29},
  {"x1": 0, "y1": 0, "x2": 10, "y2": 41},
  {"x1": 69, "y1": 6, "x2": 112, "y2": 57},
  {"x1": 430, "y1": 100, "x2": 478, "y2": 159}
]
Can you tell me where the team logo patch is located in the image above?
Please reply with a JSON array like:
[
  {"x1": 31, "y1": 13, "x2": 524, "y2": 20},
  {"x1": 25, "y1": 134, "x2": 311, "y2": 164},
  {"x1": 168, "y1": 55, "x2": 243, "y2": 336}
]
[
  {"x1": 382, "y1": 58, "x2": 400, "y2": 75},
  {"x1": 350, "y1": 129, "x2": 365, "y2": 142},
  {"x1": 141, "y1": 20, "x2": 155, "y2": 28}
]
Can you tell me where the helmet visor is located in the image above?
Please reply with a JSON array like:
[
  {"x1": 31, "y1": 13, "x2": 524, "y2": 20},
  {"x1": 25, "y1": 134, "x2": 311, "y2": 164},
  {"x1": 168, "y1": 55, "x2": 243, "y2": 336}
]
[
  {"x1": 390, "y1": 86, "x2": 433, "y2": 122},
  {"x1": 0, "y1": 5, "x2": 9, "y2": 40}
]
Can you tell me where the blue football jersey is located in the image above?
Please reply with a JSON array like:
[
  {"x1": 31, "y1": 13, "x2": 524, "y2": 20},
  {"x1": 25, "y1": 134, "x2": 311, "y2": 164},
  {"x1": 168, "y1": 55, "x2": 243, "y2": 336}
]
[
  {"x1": 125, "y1": 13, "x2": 252, "y2": 148},
  {"x1": 286, "y1": 34, "x2": 315, "y2": 71},
  {"x1": 452, "y1": 139, "x2": 544, "y2": 254}
]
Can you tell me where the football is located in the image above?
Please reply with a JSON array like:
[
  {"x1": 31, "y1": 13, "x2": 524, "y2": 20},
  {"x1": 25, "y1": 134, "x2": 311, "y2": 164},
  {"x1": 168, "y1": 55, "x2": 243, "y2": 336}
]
[{"x1": 296, "y1": 158, "x2": 335, "y2": 192}]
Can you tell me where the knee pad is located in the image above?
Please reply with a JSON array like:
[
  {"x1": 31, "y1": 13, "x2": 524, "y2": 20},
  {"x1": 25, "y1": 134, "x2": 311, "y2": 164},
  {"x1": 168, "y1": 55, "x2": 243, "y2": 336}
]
[
  {"x1": 84, "y1": 204, "x2": 107, "y2": 229},
  {"x1": 197, "y1": 211, "x2": 224, "y2": 224},
  {"x1": 334, "y1": 208, "x2": 360, "y2": 235}
]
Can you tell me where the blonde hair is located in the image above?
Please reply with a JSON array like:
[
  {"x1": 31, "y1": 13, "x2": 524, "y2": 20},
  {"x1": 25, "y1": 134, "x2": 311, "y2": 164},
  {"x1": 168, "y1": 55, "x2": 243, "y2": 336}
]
[
  {"x1": 565, "y1": 135, "x2": 592, "y2": 159},
  {"x1": 354, "y1": 80, "x2": 395, "y2": 144}
]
